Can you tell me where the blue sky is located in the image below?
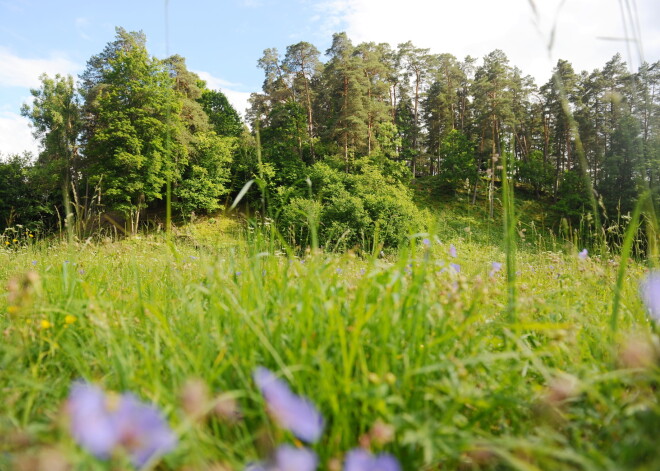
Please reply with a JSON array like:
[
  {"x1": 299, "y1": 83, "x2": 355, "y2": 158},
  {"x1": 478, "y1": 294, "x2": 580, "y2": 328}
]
[{"x1": 1, "y1": 0, "x2": 659, "y2": 156}]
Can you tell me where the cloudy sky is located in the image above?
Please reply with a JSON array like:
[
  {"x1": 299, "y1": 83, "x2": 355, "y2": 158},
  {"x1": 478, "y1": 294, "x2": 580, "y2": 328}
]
[{"x1": 1, "y1": 0, "x2": 658, "y2": 157}]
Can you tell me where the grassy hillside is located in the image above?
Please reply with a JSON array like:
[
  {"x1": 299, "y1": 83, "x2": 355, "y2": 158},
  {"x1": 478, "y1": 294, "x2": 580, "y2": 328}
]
[{"x1": 0, "y1": 210, "x2": 658, "y2": 470}]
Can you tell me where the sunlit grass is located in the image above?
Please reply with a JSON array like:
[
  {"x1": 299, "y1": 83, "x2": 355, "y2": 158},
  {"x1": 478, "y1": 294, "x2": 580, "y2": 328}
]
[{"x1": 0, "y1": 212, "x2": 658, "y2": 470}]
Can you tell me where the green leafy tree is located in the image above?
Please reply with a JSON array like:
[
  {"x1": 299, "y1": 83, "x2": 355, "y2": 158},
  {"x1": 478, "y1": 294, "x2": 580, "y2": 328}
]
[
  {"x1": 437, "y1": 129, "x2": 477, "y2": 193},
  {"x1": 0, "y1": 153, "x2": 43, "y2": 229},
  {"x1": 260, "y1": 101, "x2": 308, "y2": 187},
  {"x1": 21, "y1": 73, "x2": 81, "y2": 225},
  {"x1": 81, "y1": 28, "x2": 183, "y2": 233},
  {"x1": 199, "y1": 89, "x2": 243, "y2": 138}
]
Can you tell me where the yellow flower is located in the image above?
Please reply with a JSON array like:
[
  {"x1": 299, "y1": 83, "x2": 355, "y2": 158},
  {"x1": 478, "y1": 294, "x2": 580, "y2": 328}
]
[
  {"x1": 7, "y1": 305, "x2": 19, "y2": 314},
  {"x1": 29, "y1": 234, "x2": 34, "y2": 238},
  {"x1": 40, "y1": 320, "x2": 52, "y2": 329},
  {"x1": 64, "y1": 315, "x2": 76, "y2": 324},
  {"x1": 12, "y1": 239, "x2": 18, "y2": 243},
  {"x1": 4, "y1": 241, "x2": 9, "y2": 245}
]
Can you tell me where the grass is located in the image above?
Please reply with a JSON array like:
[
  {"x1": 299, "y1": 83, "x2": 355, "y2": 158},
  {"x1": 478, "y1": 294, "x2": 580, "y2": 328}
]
[{"x1": 0, "y1": 212, "x2": 659, "y2": 470}]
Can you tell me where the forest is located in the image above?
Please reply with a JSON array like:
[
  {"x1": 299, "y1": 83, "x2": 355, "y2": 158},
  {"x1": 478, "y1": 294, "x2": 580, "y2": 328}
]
[{"x1": 1, "y1": 27, "x2": 659, "y2": 248}]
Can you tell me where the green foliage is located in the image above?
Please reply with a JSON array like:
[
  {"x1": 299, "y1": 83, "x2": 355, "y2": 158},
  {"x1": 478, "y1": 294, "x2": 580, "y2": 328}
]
[
  {"x1": 278, "y1": 162, "x2": 426, "y2": 250},
  {"x1": 199, "y1": 89, "x2": 243, "y2": 137},
  {"x1": 437, "y1": 129, "x2": 477, "y2": 192},
  {"x1": 174, "y1": 132, "x2": 234, "y2": 215},
  {"x1": 82, "y1": 28, "x2": 183, "y2": 224},
  {"x1": 0, "y1": 219, "x2": 659, "y2": 470},
  {"x1": 553, "y1": 167, "x2": 593, "y2": 224},
  {"x1": 0, "y1": 153, "x2": 44, "y2": 229},
  {"x1": 516, "y1": 149, "x2": 554, "y2": 195},
  {"x1": 260, "y1": 101, "x2": 308, "y2": 186}
]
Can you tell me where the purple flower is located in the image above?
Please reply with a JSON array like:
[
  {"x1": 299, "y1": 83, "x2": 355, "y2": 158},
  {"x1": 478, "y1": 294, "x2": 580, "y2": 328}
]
[
  {"x1": 344, "y1": 449, "x2": 401, "y2": 471},
  {"x1": 422, "y1": 238, "x2": 430, "y2": 247},
  {"x1": 253, "y1": 367, "x2": 324, "y2": 443},
  {"x1": 274, "y1": 445, "x2": 318, "y2": 471},
  {"x1": 641, "y1": 271, "x2": 660, "y2": 322},
  {"x1": 247, "y1": 445, "x2": 317, "y2": 471},
  {"x1": 31, "y1": 260, "x2": 37, "y2": 265},
  {"x1": 578, "y1": 249, "x2": 588, "y2": 260},
  {"x1": 449, "y1": 244, "x2": 457, "y2": 258},
  {"x1": 450, "y1": 263, "x2": 461, "y2": 273},
  {"x1": 67, "y1": 382, "x2": 177, "y2": 467},
  {"x1": 490, "y1": 262, "x2": 502, "y2": 277}
]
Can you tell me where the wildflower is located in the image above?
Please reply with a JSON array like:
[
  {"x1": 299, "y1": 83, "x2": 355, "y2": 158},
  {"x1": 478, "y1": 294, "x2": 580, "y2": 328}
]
[
  {"x1": 246, "y1": 445, "x2": 317, "y2": 471},
  {"x1": 274, "y1": 445, "x2": 317, "y2": 471},
  {"x1": 578, "y1": 249, "x2": 588, "y2": 260},
  {"x1": 422, "y1": 238, "x2": 430, "y2": 247},
  {"x1": 40, "y1": 320, "x2": 52, "y2": 329},
  {"x1": 64, "y1": 315, "x2": 76, "y2": 325},
  {"x1": 7, "y1": 305, "x2": 19, "y2": 314},
  {"x1": 67, "y1": 382, "x2": 177, "y2": 467},
  {"x1": 4, "y1": 241, "x2": 9, "y2": 246},
  {"x1": 640, "y1": 271, "x2": 660, "y2": 322},
  {"x1": 449, "y1": 244, "x2": 457, "y2": 258},
  {"x1": 450, "y1": 263, "x2": 461, "y2": 273},
  {"x1": 29, "y1": 234, "x2": 34, "y2": 238},
  {"x1": 253, "y1": 367, "x2": 324, "y2": 443},
  {"x1": 31, "y1": 260, "x2": 37, "y2": 265},
  {"x1": 489, "y1": 262, "x2": 502, "y2": 277},
  {"x1": 12, "y1": 239, "x2": 18, "y2": 243},
  {"x1": 344, "y1": 449, "x2": 401, "y2": 471}
]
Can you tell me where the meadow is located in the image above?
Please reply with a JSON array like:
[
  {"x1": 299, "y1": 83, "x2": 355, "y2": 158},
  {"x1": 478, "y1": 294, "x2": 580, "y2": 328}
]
[{"x1": 1, "y1": 209, "x2": 659, "y2": 471}]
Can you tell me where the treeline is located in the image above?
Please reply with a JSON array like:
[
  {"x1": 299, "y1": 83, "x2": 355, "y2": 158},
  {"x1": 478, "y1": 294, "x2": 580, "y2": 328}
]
[
  {"x1": 250, "y1": 33, "x2": 660, "y2": 224},
  {"x1": 1, "y1": 28, "x2": 243, "y2": 235},
  {"x1": 2, "y1": 28, "x2": 659, "y2": 248}
]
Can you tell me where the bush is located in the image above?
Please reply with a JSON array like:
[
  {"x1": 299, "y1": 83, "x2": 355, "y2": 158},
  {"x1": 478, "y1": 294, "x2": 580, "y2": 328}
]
[{"x1": 277, "y1": 162, "x2": 427, "y2": 251}]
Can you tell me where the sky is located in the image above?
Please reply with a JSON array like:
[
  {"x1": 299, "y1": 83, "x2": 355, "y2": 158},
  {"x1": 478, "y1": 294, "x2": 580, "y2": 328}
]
[{"x1": 1, "y1": 0, "x2": 658, "y2": 157}]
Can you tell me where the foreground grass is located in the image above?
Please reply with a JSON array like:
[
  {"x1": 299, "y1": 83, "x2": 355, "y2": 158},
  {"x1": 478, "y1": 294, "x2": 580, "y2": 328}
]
[{"x1": 0, "y1": 218, "x2": 659, "y2": 470}]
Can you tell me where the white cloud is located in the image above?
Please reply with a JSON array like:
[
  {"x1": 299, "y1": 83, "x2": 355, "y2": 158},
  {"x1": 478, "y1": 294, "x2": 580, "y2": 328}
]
[
  {"x1": 0, "y1": 111, "x2": 39, "y2": 156},
  {"x1": 0, "y1": 47, "x2": 80, "y2": 88},
  {"x1": 319, "y1": 0, "x2": 660, "y2": 84},
  {"x1": 194, "y1": 70, "x2": 243, "y2": 90},
  {"x1": 194, "y1": 70, "x2": 252, "y2": 118}
]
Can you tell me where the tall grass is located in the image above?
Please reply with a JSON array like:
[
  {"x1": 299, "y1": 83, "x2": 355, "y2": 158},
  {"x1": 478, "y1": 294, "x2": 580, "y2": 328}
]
[{"x1": 1, "y1": 216, "x2": 658, "y2": 470}]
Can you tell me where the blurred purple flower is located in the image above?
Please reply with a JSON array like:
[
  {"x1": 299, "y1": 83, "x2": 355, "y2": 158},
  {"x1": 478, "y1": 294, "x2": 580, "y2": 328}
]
[
  {"x1": 449, "y1": 244, "x2": 457, "y2": 258},
  {"x1": 254, "y1": 367, "x2": 324, "y2": 443},
  {"x1": 67, "y1": 382, "x2": 177, "y2": 467},
  {"x1": 489, "y1": 262, "x2": 502, "y2": 277},
  {"x1": 422, "y1": 238, "x2": 430, "y2": 247},
  {"x1": 641, "y1": 271, "x2": 660, "y2": 322},
  {"x1": 274, "y1": 445, "x2": 318, "y2": 471},
  {"x1": 578, "y1": 249, "x2": 588, "y2": 260},
  {"x1": 31, "y1": 260, "x2": 37, "y2": 265},
  {"x1": 450, "y1": 263, "x2": 461, "y2": 273},
  {"x1": 246, "y1": 445, "x2": 317, "y2": 471},
  {"x1": 344, "y1": 449, "x2": 401, "y2": 471}
]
